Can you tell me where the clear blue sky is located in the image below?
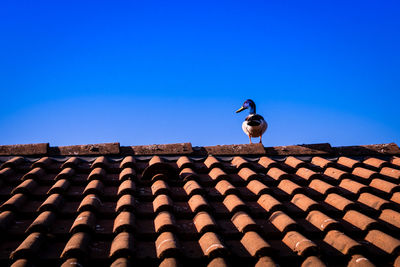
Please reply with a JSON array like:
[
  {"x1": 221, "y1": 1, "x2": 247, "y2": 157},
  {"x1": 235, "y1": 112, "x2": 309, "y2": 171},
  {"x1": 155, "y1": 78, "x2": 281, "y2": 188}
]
[{"x1": 1, "y1": 1, "x2": 399, "y2": 147}]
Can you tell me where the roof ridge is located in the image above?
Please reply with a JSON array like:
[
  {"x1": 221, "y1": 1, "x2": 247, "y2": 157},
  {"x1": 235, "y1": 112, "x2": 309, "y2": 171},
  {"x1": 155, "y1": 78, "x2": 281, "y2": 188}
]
[{"x1": 0, "y1": 142, "x2": 399, "y2": 156}]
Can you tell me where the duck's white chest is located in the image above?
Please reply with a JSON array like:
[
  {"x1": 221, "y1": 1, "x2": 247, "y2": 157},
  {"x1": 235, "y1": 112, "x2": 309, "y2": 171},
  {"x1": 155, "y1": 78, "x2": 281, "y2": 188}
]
[{"x1": 242, "y1": 120, "x2": 268, "y2": 137}]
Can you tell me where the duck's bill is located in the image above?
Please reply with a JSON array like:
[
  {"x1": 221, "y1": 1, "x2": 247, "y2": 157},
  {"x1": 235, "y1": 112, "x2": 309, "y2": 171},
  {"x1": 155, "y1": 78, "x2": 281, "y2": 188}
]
[{"x1": 235, "y1": 107, "x2": 245, "y2": 113}]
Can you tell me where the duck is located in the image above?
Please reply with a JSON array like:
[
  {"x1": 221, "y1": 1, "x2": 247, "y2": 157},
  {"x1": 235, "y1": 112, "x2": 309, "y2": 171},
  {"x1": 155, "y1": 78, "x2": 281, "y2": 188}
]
[{"x1": 236, "y1": 99, "x2": 268, "y2": 144}]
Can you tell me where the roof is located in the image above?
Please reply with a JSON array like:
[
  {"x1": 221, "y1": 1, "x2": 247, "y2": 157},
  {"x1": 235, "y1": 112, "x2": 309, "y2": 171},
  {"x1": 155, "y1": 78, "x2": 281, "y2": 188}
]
[{"x1": 0, "y1": 142, "x2": 400, "y2": 266}]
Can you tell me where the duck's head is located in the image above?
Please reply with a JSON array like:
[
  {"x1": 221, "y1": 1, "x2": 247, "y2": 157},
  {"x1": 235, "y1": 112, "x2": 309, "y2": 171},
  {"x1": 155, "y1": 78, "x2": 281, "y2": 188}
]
[{"x1": 236, "y1": 99, "x2": 256, "y2": 114}]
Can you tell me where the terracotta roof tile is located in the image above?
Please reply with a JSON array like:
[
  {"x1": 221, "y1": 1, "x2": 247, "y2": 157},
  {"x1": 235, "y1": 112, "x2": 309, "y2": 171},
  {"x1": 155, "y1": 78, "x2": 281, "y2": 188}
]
[
  {"x1": 120, "y1": 156, "x2": 136, "y2": 169},
  {"x1": 306, "y1": 210, "x2": 340, "y2": 232},
  {"x1": 109, "y1": 232, "x2": 134, "y2": 259},
  {"x1": 193, "y1": 211, "x2": 217, "y2": 234},
  {"x1": 0, "y1": 142, "x2": 399, "y2": 266},
  {"x1": 282, "y1": 231, "x2": 317, "y2": 256},
  {"x1": 188, "y1": 194, "x2": 209, "y2": 213},
  {"x1": 241, "y1": 231, "x2": 272, "y2": 257},
  {"x1": 61, "y1": 232, "x2": 91, "y2": 259},
  {"x1": 392, "y1": 156, "x2": 400, "y2": 167},
  {"x1": 199, "y1": 232, "x2": 227, "y2": 257},
  {"x1": 365, "y1": 230, "x2": 400, "y2": 255},
  {"x1": 342, "y1": 210, "x2": 378, "y2": 231},
  {"x1": 323, "y1": 230, "x2": 362, "y2": 255},
  {"x1": 119, "y1": 167, "x2": 136, "y2": 181},
  {"x1": 155, "y1": 232, "x2": 180, "y2": 259},
  {"x1": 10, "y1": 232, "x2": 45, "y2": 260},
  {"x1": 269, "y1": 211, "x2": 297, "y2": 233}
]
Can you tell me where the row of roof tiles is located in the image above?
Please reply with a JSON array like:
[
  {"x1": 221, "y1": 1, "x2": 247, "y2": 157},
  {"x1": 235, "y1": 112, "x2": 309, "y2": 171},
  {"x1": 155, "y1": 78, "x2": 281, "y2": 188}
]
[{"x1": 0, "y1": 152, "x2": 400, "y2": 266}]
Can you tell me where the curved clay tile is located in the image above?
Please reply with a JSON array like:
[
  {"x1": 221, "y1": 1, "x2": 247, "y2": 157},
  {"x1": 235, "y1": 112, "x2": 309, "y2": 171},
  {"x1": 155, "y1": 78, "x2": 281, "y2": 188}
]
[
  {"x1": 61, "y1": 157, "x2": 81, "y2": 169},
  {"x1": 370, "y1": 178, "x2": 399, "y2": 194},
  {"x1": 246, "y1": 180, "x2": 269, "y2": 196},
  {"x1": 70, "y1": 211, "x2": 96, "y2": 233},
  {"x1": 183, "y1": 180, "x2": 203, "y2": 196},
  {"x1": 311, "y1": 156, "x2": 335, "y2": 169},
  {"x1": 110, "y1": 257, "x2": 132, "y2": 267},
  {"x1": 339, "y1": 179, "x2": 368, "y2": 195},
  {"x1": 55, "y1": 167, "x2": 75, "y2": 180},
  {"x1": 83, "y1": 180, "x2": 104, "y2": 196},
  {"x1": 10, "y1": 232, "x2": 45, "y2": 260},
  {"x1": 267, "y1": 167, "x2": 291, "y2": 181},
  {"x1": 324, "y1": 193, "x2": 356, "y2": 212},
  {"x1": 117, "y1": 180, "x2": 136, "y2": 197},
  {"x1": 347, "y1": 254, "x2": 375, "y2": 267},
  {"x1": 193, "y1": 211, "x2": 217, "y2": 234},
  {"x1": 151, "y1": 180, "x2": 170, "y2": 196},
  {"x1": 11, "y1": 259, "x2": 32, "y2": 267},
  {"x1": 199, "y1": 232, "x2": 227, "y2": 258},
  {"x1": 379, "y1": 209, "x2": 400, "y2": 229},
  {"x1": 0, "y1": 211, "x2": 15, "y2": 231},
  {"x1": 241, "y1": 231, "x2": 271, "y2": 257},
  {"x1": 323, "y1": 167, "x2": 351, "y2": 181},
  {"x1": 78, "y1": 194, "x2": 102, "y2": 213},
  {"x1": 61, "y1": 258, "x2": 85, "y2": 267},
  {"x1": 109, "y1": 232, "x2": 135, "y2": 259},
  {"x1": 306, "y1": 210, "x2": 340, "y2": 232},
  {"x1": 154, "y1": 211, "x2": 177, "y2": 233},
  {"x1": 38, "y1": 193, "x2": 64, "y2": 212},
  {"x1": 257, "y1": 194, "x2": 283, "y2": 213},
  {"x1": 269, "y1": 211, "x2": 297, "y2": 233},
  {"x1": 188, "y1": 194, "x2": 209, "y2": 213},
  {"x1": 278, "y1": 179, "x2": 303, "y2": 196},
  {"x1": 342, "y1": 210, "x2": 378, "y2": 232},
  {"x1": 215, "y1": 180, "x2": 237, "y2": 196},
  {"x1": 61, "y1": 232, "x2": 91, "y2": 259},
  {"x1": 231, "y1": 211, "x2": 257, "y2": 233},
  {"x1": 380, "y1": 167, "x2": 400, "y2": 179},
  {"x1": 119, "y1": 167, "x2": 136, "y2": 181},
  {"x1": 11, "y1": 179, "x2": 38, "y2": 195},
  {"x1": 47, "y1": 179, "x2": 71, "y2": 195},
  {"x1": 285, "y1": 156, "x2": 308, "y2": 169},
  {"x1": 208, "y1": 257, "x2": 229, "y2": 267},
  {"x1": 120, "y1": 156, "x2": 136, "y2": 169},
  {"x1": 88, "y1": 167, "x2": 107, "y2": 181},
  {"x1": 231, "y1": 156, "x2": 252, "y2": 170},
  {"x1": 309, "y1": 179, "x2": 336, "y2": 195},
  {"x1": 392, "y1": 192, "x2": 400, "y2": 205},
  {"x1": 208, "y1": 168, "x2": 229, "y2": 182},
  {"x1": 363, "y1": 157, "x2": 390, "y2": 169},
  {"x1": 179, "y1": 167, "x2": 198, "y2": 181},
  {"x1": 291, "y1": 194, "x2": 319, "y2": 212},
  {"x1": 296, "y1": 168, "x2": 321, "y2": 181},
  {"x1": 153, "y1": 194, "x2": 173, "y2": 213},
  {"x1": 337, "y1": 157, "x2": 362, "y2": 169},
  {"x1": 91, "y1": 156, "x2": 110, "y2": 169},
  {"x1": 0, "y1": 167, "x2": 15, "y2": 180},
  {"x1": 392, "y1": 156, "x2": 400, "y2": 167},
  {"x1": 0, "y1": 156, "x2": 25, "y2": 169},
  {"x1": 358, "y1": 193, "x2": 390, "y2": 211},
  {"x1": 204, "y1": 156, "x2": 222, "y2": 170},
  {"x1": 0, "y1": 193, "x2": 27, "y2": 212},
  {"x1": 32, "y1": 157, "x2": 53, "y2": 169},
  {"x1": 258, "y1": 156, "x2": 279, "y2": 170},
  {"x1": 352, "y1": 167, "x2": 380, "y2": 180},
  {"x1": 324, "y1": 230, "x2": 362, "y2": 255},
  {"x1": 176, "y1": 156, "x2": 193, "y2": 169},
  {"x1": 22, "y1": 167, "x2": 45, "y2": 181},
  {"x1": 113, "y1": 211, "x2": 135, "y2": 233},
  {"x1": 26, "y1": 210, "x2": 56, "y2": 233},
  {"x1": 238, "y1": 167, "x2": 258, "y2": 182},
  {"x1": 116, "y1": 194, "x2": 135, "y2": 212},
  {"x1": 142, "y1": 156, "x2": 178, "y2": 181},
  {"x1": 282, "y1": 231, "x2": 317, "y2": 256},
  {"x1": 223, "y1": 194, "x2": 246, "y2": 214},
  {"x1": 301, "y1": 256, "x2": 326, "y2": 267},
  {"x1": 155, "y1": 232, "x2": 180, "y2": 259},
  {"x1": 255, "y1": 256, "x2": 277, "y2": 267},
  {"x1": 365, "y1": 230, "x2": 400, "y2": 255}
]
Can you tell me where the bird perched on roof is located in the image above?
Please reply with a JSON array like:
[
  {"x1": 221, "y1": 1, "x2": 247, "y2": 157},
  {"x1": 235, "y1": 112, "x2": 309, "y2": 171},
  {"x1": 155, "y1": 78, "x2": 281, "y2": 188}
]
[{"x1": 236, "y1": 99, "x2": 268, "y2": 144}]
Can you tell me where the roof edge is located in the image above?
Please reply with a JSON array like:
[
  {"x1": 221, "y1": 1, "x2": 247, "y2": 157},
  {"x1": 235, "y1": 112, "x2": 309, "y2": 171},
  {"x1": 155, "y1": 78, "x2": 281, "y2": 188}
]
[{"x1": 0, "y1": 142, "x2": 398, "y2": 156}]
